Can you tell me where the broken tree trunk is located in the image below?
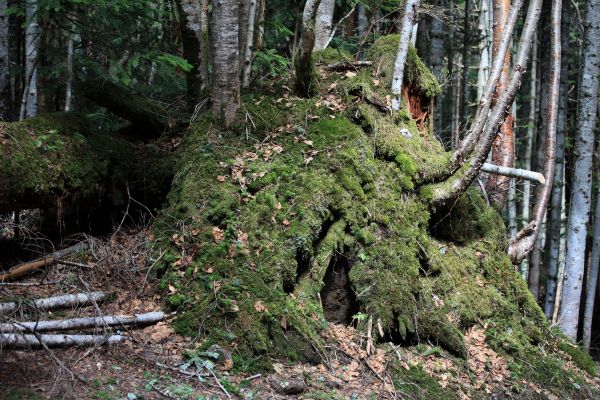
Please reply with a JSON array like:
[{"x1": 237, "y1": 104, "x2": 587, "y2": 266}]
[
  {"x1": 0, "y1": 333, "x2": 126, "y2": 348},
  {"x1": 0, "y1": 311, "x2": 164, "y2": 332},
  {"x1": 0, "y1": 292, "x2": 107, "y2": 315},
  {"x1": 80, "y1": 78, "x2": 170, "y2": 138},
  {"x1": 0, "y1": 242, "x2": 88, "y2": 282}
]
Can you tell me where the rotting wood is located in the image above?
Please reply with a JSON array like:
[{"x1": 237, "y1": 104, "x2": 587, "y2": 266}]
[
  {"x1": 480, "y1": 163, "x2": 545, "y2": 184},
  {"x1": 0, "y1": 333, "x2": 126, "y2": 348},
  {"x1": 0, "y1": 311, "x2": 164, "y2": 332},
  {"x1": 0, "y1": 242, "x2": 88, "y2": 282},
  {"x1": 324, "y1": 60, "x2": 373, "y2": 71},
  {"x1": 0, "y1": 292, "x2": 107, "y2": 315}
]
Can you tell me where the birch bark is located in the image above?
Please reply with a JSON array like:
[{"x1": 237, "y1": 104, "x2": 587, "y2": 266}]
[{"x1": 313, "y1": 0, "x2": 335, "y2": 50}]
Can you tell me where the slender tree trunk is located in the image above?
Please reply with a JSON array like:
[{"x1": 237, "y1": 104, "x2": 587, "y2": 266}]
[
  {"x1": 460, "y1": 0, "x2": 471, "y2": 128},
  {"x1": 486, "y1": 0, "x2": 515, "y2": 209},
  {"x1": 583, "y1": 180, "x2": 600, "y2": 350},
  {"x1": 0, "y1": 0, "x2": 9, "y2": 120},
  {"x1": 558, "y1": 0, "x2": 599, "y2": 340},
  {"x1": 391, "y1": 0, "x2": 421, "y2": 111},
  {"x1": 64, "y1": 34, "x2": 74, "y2": 112},
  {"x1": 544, "y1": 1, "x2": 570, "y2": 317},
  {"x1": 256, "y1": 0, "x2": 265, "y2": 51},
  {"x1": 242, "y1": 0, "x2": 258, "y2": 88},
  {"x1": 239, "y1": 0, "x2": 250, "y2": 65},
  {"x1": 294, "y1": 0, "x2": 322, "y2": 97},
  {"x1": 211, "y1": 0, "x2": 240, "y2": 126},
  {"x1": 552, "y1": 181, "x2": 568, "y2": 323},
  {"x1": 24, "y1": 0, "x2": 39, "y2": 118},
  {"x1": 476, "y1": 0, "x2": 491, "y2": 102},
  {"x1": 313, "y1": 0, "x2": 335, "y2": 51},
  {"x1": 430, "y1": 5, "x2": 445, "y2": 135},
  {"x1": 357, "y1": 4, "x2": 368, "y2": 38},
  {"x1": 508, "y1": 179, "x2": 518, "y2": 239}
]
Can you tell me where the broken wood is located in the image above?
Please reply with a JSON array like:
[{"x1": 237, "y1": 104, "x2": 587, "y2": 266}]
[
  {"x1": 0, "y1": 292, "x2": 107, "y2": 315},
  {"x1": 324, "y1": 60, "x2": 372, "y2": 71},
  {"x1": 0, "y1": 333, "x2": 126, "y2": 348},
  {"x1": 480, "y1": 163, "x2": 545, "y2": 184},
  {"x1": 0, "y1": 311, "x2": 164, "y2": 332},
  {"x1": 0, "y1": 242, "x2": 89, "y2": 282}
]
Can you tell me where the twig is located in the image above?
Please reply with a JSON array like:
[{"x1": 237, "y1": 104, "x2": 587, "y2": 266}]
[{"x1": 207, "y1": 367, "x2": 232, "y2": 399}]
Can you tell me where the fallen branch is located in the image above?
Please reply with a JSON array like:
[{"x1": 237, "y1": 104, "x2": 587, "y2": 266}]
[
  {"x1": 325, "y1": 60, "x2": 373, "y2": 71},
  {"x1": 0, "y1": 242, "x2": 89, "y2": 282},
  {"x1": 480, "y1": 163, "x2": 545, "y2": 184},
  {"x1": 0, "y1": 333, "x2": 126, "y2": 348},
  {"x1": 0, "y1": 311, "x2": 164, "y2": 332},
  {"x1": 0, "y1": 292, "x2": 107, "y2": 315}
]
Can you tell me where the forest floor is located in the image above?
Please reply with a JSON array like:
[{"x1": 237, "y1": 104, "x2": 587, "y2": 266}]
[{"x1": 1, "y1": 228, "x2": 600, "y2": 400}]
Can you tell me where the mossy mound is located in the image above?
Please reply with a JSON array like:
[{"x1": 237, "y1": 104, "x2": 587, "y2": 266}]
[{"x1": 154, "y1": 36, "x2": 596, "y2": 394}]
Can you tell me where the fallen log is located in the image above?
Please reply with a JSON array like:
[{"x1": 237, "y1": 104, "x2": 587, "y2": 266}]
[
  {"x1": 0, "y1": 292, "x2": 107, "y2": 315},
  {"x1": 0, "y1": 242, "x2": 88, "y2": 282},
  {"x1": 0, "y1": 333, "x2": 126, "y2": 348},
  {"x1": 0, "y1": 311, "x2": 164, "y2": 332},
  {"x1": 325, "y1": 60, "x2": 373, "y2": 71},
  {"x1": 80, "y1": 78, "x2": 170, "y2": 138}
]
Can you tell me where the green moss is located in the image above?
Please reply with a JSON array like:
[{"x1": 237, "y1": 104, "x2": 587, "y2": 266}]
[
  {"x1": 559, "y1": 341, "x2": 598, "y2": 375},
  {"x1": 390, "y1": 365, "x2": 457, "y2": 400},
  {"x1": 313, "y1": 48, "x2": 353, "y2": 65}
]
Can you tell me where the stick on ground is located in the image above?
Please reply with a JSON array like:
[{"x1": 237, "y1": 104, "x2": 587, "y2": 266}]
[{"x1": 0, "y1": 292, "x2": 107, "y2": 315}]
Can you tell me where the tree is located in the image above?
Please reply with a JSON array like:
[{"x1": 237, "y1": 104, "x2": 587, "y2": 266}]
[
  {"x1": 21, "y1": 0, "x2": 39, "y2": 120},
  {"x1": 295, "y1": 0, "x2": 322, "y2": 97},
  {"x1": 313, "y1": 0, "x2": 335, "y2": 50},
  {"x1": 583, "y1": 181, "x2": 600, "y2": 350},
  {"x1": 558, "y1": 0, "x2": 600, "y2": 340},
  {"x1": 211, "y1": 0, "x2": 241, "y2": 126},
  {"x1": 486, "y1": 0, "x2": 515, "y2": 209},
  {"x1": 391, "y1": 0, "x2": 420, "y2": 111},
  {"x1": 0, "y1": 0, "x2": 8, "y2": 120}
]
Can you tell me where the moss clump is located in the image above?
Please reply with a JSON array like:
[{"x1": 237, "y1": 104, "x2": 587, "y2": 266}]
[
  {"x1": 559, "y1": 341, "x2": 598, "y2": 375},
  {"x1": 313, "y1": 48, "x2": 353, "y2": 65},
  {"x1": 390, "y1": 365, "x2": 457, "y2": 400},
  {"x1": 154, "y1": 36, "x2": 597, "y2": 394}
]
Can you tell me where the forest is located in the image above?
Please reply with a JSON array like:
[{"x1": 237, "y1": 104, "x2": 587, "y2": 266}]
[{"x1": 0, "y1": 0, "x2": 599, "y2": 398}]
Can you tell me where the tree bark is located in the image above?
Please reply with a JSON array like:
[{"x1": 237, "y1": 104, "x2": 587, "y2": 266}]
[
  {"x1": 391, "y1": 0, "x2": 421, "y2": 111},
  {"x1": 430, "y1": 8, "x2": 445, "y2": 135},
  {"x1": 0, "y1": 292, "x2": 107, "y2": 315},
  {"x1": 294, "y1": 0, "x2": 322, "y2": 97},
  {"x1": 357, "y1": 4, "x2": 368, "y2": 38},
  {"x1": 64, "y1": 34, "x2": 74, "y2": 112},
  {"x1": 583, "y1": 180, "x2": 600, "y2": 350},
  {"x1": 0, "y1": 312, "x2": 164, "y2": 332},
  {"x1": 313, "y1": 0, "x2": 335, "y2": 51},
  {"x1": 24, "y1": 0, "x2": 39, "y2": 118},
  {"x1": 242, "y1": 0, "x2": 258, "y2": 88},
  {"x1": 558, "y1": 0, "x2": 599, "y2": 340},
  {"x1": 486, "y1": 0, "x2": 515, "y2": 209},
  {"x1": 211, "y1": 0, "x2": 240, "y2": 126},
  {"x1": 544, "y1": 0, "x2": 569, "y2": 318},
  {"x1": 0, "y1": 333, "x2": 126, "y2": 348},
  {"x1": 177, "y1": 0, "x2": 210, "y2": 102},
  {"x1": 459, "y1": 0, "x2": 471, "y2": 129},
  {"x1": 0, "y1": 0, "x2": 9, "y2": 120}
]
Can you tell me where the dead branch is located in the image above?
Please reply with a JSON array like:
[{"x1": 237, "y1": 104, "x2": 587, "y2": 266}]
[
  {"x1": 480, "y1": 163, "x2": 545, "y2": 184},
  {"x1": 0, "y1": 242, "x2": 89, "y2": 282},
  {"x1": 0, "y1": 311, "x2": 164, "y2": 333},
  {"x1": 0, "y1": 333, "x2": 126, "y2": 348},
  {"x1": 324, "y1": 60, "x2": 373, "y2": 71},
  {"x1": 0, "y1": 292, "x2": 107, "y2": 315}
]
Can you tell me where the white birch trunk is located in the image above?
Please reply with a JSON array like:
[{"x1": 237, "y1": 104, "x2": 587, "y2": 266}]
[
  {"x1": 476, "y1": 0, "x2": 490, "y2": 102},
  {"x1": 0, "y1": 312, "x2": 164, "y2": 332},
  {"x1": 508, "y1": 179, "x2": 517, "y2": 239},
  {"x1": 313, "y1": 0, "x2": 335, "y2": 51},
  {"x1": 64, "y1": 34, "x2": 74, "y2": 111},
  {"x1": 25, "y1": 0, "x2": 39, "y2": 118},
  {"x1": 0, "y1": 292, "x2": 107, "y2": 315},
  {"x1": 583, "y1": 177, "x2": 600, "y2": 350},
  {"x1": 0, "y1": 333, "x2": 126, "y2": 348},
  {"x1": 357, "y1": 4, "x2": 368, "y2": 37},
  {"x1": 211, "y1": 0, "x2": 240, "y2": 126},
  {"x1": 0, "y1": 0, "x2": 9, "y2": 120},
  {"x1": 242, "y1": 0, "x2": 258, "y2": 88},
  {"x1": 391, "y1": 0, "x2": 421, "y2": 111},
  {"x1": 558, "y1": 0, "x2": 600, "y2": 339}
]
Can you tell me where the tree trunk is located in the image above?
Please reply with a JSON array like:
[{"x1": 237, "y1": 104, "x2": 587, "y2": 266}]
[
  {"x1": 430, "y1": 6, "x2": 445, "y2": 135},
  {"x1": 24, "y1": 0, "x2": 39, "y2": 118},
  {"x1": 558, "y1": 0, "x2": 599, "y2": 340},
  {"x1": 177, "y1": 0, "x2": 210, "y2": 102},
  {"x1": 0, "y1": 0, "x2": 9, "y2": 120},
  {"x1": 211, "y1": 0, "x2": 240, "y2": 126},
  {"x1": 0, "y1": 333, "x2": 126, "y2": 348},
  {"x1": 0, "y1": 312, "x2": 164, "y2": 332},
  {"x1": 459, "y1": 0, "x2": 471, "y2": 128},
  {"x1": 357, "y1": 4, "x2": 368, "y2": 38},
  {"x1": 544, "y1": 0, "x2": 570, "y2": 319},
  {"x1": 486, "y1": 0, "x2": 515, "y2": 209},
  {"x1": 583, "y1": 180, "x2": 600, "y2": 350},
  {"x1": 313, "y1": 0, "x2": 335, "y2": 51},
  {"x1": 64, "y1": 34, "x2": 74, "y2": 112},
  {"x1": 294, "y1": 0, "x2": 322, "y2": 97},
  {"x1": 0, "y1": 292, "x2": 107, "y2": 315},
  {"x1": 242, "y1": 0, "x2": 258, "y2": 88},
  {"x1": 391, "y1": 0, "x2": 421, "y2": 111}
]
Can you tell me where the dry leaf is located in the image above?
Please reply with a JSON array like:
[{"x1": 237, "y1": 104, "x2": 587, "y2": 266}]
[
  {"x1": 212, "y1": 227, "x2": 224, "y2": 243},
  {"x1": 254, "y1": 300, "x2": 268, "y2": 312},
  {"x1": 345, "y1": 71, "x2": 357, "y2": 78}
]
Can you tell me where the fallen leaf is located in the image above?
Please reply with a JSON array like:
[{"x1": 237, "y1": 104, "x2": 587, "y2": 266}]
[
  {"x1": 212, "y1": 227, "x2": 224, "y2": 243},
  {"x1": 254, "y1": 300, "x2": 268, "y2": 312},
  {"x1": 217, "y1": 175, "x2": 227, "y2": 182},
  {"x1": 345, "y1": 71, "x2": 357, "y2": 78}
]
